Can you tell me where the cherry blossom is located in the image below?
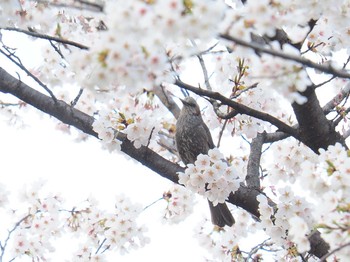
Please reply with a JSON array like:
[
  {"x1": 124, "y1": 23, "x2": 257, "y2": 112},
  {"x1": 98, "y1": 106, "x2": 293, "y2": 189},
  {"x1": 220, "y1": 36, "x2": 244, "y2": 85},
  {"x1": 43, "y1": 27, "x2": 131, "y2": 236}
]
[
  {"x1": 162, "y1": 184, "x2": 196, "y2": 224},
  {"x1": 178, "y1": 148, "x2": 243, "y2": 206}
]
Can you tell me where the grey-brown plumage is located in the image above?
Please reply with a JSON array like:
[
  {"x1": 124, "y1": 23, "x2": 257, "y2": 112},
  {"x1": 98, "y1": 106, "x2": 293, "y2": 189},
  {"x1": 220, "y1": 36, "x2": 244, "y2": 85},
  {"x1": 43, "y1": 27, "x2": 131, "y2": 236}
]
[{"x1": 175, "y1": 97, "x2": 235, "y2": 227}]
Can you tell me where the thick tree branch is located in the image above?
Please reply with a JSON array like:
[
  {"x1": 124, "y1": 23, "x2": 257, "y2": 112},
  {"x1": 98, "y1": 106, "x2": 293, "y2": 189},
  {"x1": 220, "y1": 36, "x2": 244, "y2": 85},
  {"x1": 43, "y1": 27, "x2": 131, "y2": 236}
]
[
  {"x1": 0, "y1": 69, "x2": 93, "y2": 136},
  {"x1": 0, "y1": 67, "x2": 179, "y2": 183},
  {"x1": 292, "y1": 85, "x2": 347, "y2": 152},
  {"x1": 246, "y1": 133, "x2": 265, "y2": 189},
  {"x1": 0, "y1": 67, "x2": 329, "y2": 259},
  {"x1": 220, "y1": 34, "x2": 350, "y2": 79},
  {"x1": 264, "y1": 131, "x2": 290, "y2": 143}
]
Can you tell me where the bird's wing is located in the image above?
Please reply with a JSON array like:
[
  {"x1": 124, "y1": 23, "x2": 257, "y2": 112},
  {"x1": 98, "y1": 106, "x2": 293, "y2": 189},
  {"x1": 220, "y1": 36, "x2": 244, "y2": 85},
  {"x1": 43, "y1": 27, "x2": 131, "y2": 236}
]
[{"x1": 200, "y1": 122, "x2": 215, "y2": 149}]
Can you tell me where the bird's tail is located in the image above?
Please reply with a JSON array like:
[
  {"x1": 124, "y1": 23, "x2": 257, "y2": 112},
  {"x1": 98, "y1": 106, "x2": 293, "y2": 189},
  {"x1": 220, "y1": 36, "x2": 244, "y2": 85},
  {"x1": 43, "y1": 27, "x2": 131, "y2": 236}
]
[{"x1": 208, "y1": 201, "x2": 235, "y2": 227}]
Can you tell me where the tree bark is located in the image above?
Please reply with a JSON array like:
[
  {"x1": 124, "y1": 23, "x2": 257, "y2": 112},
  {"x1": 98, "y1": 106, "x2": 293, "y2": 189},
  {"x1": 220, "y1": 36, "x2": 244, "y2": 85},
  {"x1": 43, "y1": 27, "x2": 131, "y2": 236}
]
[{"x1": 292, "y1": 85, "x2": 347, "y2": 152}]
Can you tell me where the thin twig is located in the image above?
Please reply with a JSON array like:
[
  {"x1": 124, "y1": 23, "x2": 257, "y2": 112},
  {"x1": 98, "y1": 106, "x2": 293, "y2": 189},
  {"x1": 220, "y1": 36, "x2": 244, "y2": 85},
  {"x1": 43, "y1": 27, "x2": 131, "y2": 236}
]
[
  {"x1": 191, "y1": 40, "x2": 213, "y2": 91},
  {"x1": 315, "y1": 55, "x2": 350, "y2": 89},
  {"x1": 71, "y1": 88, "x2": 84, "y2": 107},
  {"x1": 217, "y1": 119, "x2": 228, "y2": 148},
  {"x1": 36, "y1": 0, "x2": 104, "y2": 12},
  {"x1": 0, "y1": 47, "x2": 57, "y2": 102},
  {"x1": 231, "y1": 82, "x2": 259, "y2": 99},
  {"x1": 241, "y1": 238, "x2": 277, "y2": 260},
  {"x1": 0, "y1": 101, "x2": 20, "y2": 107},
  {"x1": 157, "y1": 130, "x2": 177, "y2": 155},
  {"x1": 319, "y1": 241, "x2": 350, "y2": 262},
  {"x1": 49, "y1": 40, "x2": 65, "y2": 59},
  {"x1": 143, "y1": 197, "x2": 163, "y2": 211},
  {"x1": 76, "y1": 0, "x2": 104, "y2": 11},
  {"x1": 1, "y1": 27, "x2": 89, "y2": 50},
  {"x1": 301, "y1": 41, "x2": 326, "y2": 55},
  {"x1": 323, "y1": 82, "x2": 350, "y2": 115},
  {"x1": 0, "y1": 213, "x2": 32, "y2": 261},
  {"x1": 220, "y1": 34, "x2": 350, "y2": 79},
  {"x1": 95, "y1": 238, "x2": 107, "y2": 254},
  {"x1": 100, "y1": 244, "x2": 110, "y2": 254},
  {"x1": 333, "y1": 107, "x2": 350, "y2": 126},
  {"x1": 146, "y1": 127, "x2": 155, "y2": 148},
  {"x1": 314, "y1": 75, "x2": 337, "y2": 88}
]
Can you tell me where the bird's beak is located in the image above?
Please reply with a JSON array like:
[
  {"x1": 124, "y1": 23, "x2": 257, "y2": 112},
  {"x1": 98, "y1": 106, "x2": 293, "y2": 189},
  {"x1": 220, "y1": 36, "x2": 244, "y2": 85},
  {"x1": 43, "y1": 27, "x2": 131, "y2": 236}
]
[{"x1": 179, "y1": 97, "x2": 188, "y2": 105}]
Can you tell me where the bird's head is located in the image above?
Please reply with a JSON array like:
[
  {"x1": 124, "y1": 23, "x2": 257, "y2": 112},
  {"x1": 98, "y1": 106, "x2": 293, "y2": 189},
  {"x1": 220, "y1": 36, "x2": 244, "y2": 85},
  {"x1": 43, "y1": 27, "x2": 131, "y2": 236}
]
[{"x1": 180, "y1": 97, "x2": 201, "y2": 116}]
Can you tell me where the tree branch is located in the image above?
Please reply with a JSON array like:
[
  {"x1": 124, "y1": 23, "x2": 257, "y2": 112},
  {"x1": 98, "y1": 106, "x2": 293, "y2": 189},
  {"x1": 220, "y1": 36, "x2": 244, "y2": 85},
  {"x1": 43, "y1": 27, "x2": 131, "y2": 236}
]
[
  {"x1": 291, "y1": 85, "x2": 347, "y2": 152},
  {"x1": 246, "y1": 132, "x2": 265, "y2": 189},
  {"x1": 220, "y1": 32, "x2": 348, "y2": 152},
  {"x1": 174, "y1": 78, "x2": 300, "y2": 139},
  {"x1": 264, "y1": 131, "x2": 291, "y2": 143},
  {"x1": 0, "y1": 213, "x2": 33, "y2": 261},
  {"x1": 323, "y1": 82, "x2": 350, "y2": 115},
  {"x1": 191, "y1": 40, "x2": 213, "y2": 91},
  {"x1": 220, "y1": 34, "x2": 350, "y2": 79},
  {"x1": 319, "y1": 241, "x2": 350, "y2": 261},
  {"x1": 153, "y1": 85, "x2": 180, "y2": 119},
  {"x1": 1, "y1": 27, "x2": 89, "y2": 50},
  {"x1": 0, "y1": 67, "x2": 329, "y2": 259},
  {"x1": 36, "y1": 0, "x2": 104, "y2": 12},
  {"x1": 0, "y1": 67, "x2": 180, "y2": 183},
  {"x1": 0, "y1": 48, "x2": 57, "y2": 102}
]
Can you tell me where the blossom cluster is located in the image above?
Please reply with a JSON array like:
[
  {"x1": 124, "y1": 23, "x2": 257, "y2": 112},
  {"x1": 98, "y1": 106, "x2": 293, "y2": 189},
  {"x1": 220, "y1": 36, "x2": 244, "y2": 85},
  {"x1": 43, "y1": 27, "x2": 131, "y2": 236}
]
[
  {"x1": 262, "y1": 141, "x2": 350, "y2": 260},
  {"x1": 214, "y1": 45, "x2": 311, "y2": 107},
  {"x1": 211, "y1": 52, "x2": 298, "y2": 139},
  {"x1": 194, "y1": 209, "x2": 261, "y2": 261},
  {"x1": 63, "y1": 0, "x2": 226, "y2": 95},
  {"x1": 178, "y1": 148, "x2": 243, "y2": 206},
  {"x1": 92, "y1": 93, "x2": 164, "y2": 150},
  {"x1": 162, "y1": 184, "x2": 196, "y2": 224},
  {"x1": 256, "y1": 46, "x2": 312, "y2": 105},
  {"x1": 266, "y1": 138, "x2": 317, "y2": 184},
  {"x1": 68, "y1": 195, "x2": 149, "y2": 260},
  {"x1": 257, "y1": 190, "x2": 313, "y2": 255},
  {"x1": 222, "y1": 0, "x2": 350, "y2": 53},
  {"x1": 1, "y1": 0, "x2": 226, "y2": 109},
  {"x1": 8, "y1": 181, "x2": 63, "y2": 261},
  {"x1": 217, "y1": 0, "x2": 349, "y2": 109},
  {"x1": 0, "y1": 181, "x2": 148, "y2": 261},
  {"x1": 300, "y1": 143, "x2": 350, "y2": 260}
]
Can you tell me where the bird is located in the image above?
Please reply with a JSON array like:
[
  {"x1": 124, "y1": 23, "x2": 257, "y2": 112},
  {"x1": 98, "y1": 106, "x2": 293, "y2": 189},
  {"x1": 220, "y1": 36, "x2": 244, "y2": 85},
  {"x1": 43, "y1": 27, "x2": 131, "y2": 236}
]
[{"x1": 175, "y1": 96, "x2": 235, "y2": 227}]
